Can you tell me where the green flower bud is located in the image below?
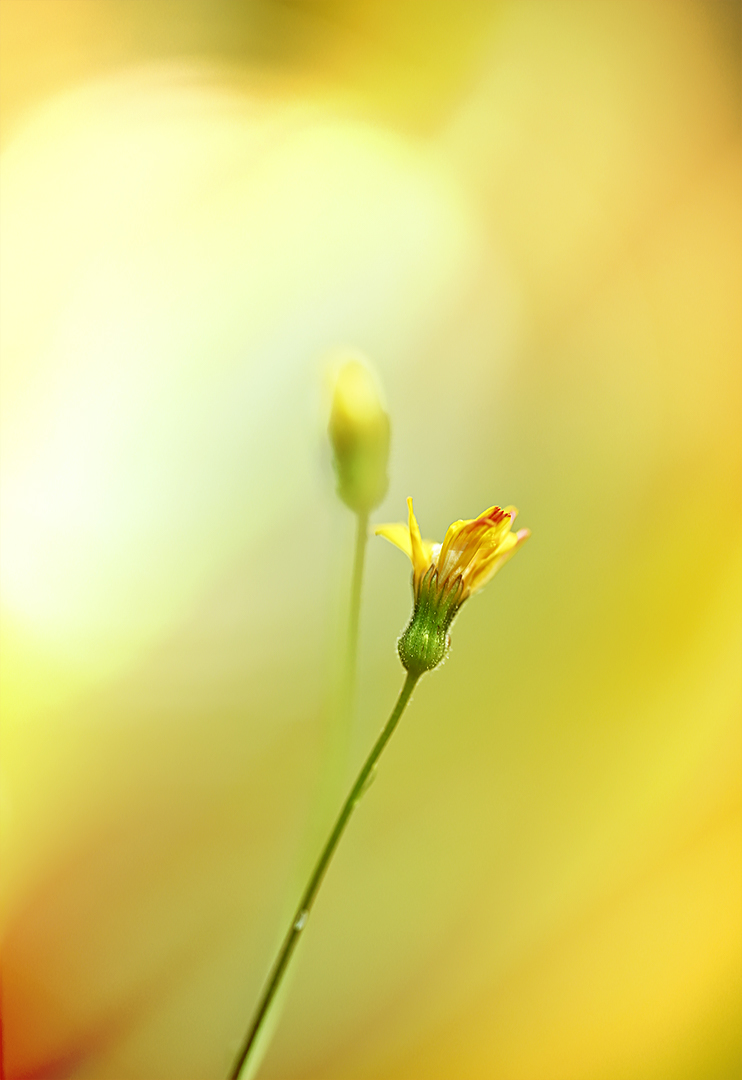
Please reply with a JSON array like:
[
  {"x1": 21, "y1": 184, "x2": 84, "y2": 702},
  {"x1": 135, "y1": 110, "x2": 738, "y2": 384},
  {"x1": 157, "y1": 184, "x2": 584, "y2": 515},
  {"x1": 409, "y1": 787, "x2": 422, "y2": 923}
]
[
  {"x1": 397, "y1": 566, "x2": 464, "y2": 677},
  {"x1": 328, "y1": 358, "x2": 390, "y2": 514}
]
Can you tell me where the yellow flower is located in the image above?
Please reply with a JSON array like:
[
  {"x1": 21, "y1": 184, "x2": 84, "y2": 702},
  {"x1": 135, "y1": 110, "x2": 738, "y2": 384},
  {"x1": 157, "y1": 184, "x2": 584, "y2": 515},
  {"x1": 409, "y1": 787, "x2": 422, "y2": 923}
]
[{"x1": 376, "y1": 498, "x2": 530, "y2": 674}]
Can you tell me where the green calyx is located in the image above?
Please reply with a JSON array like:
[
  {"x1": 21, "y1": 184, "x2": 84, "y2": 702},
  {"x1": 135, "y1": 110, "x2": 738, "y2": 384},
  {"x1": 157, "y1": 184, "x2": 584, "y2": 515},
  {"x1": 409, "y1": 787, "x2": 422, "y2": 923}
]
[{"x1": 397, "y1": 567, "x2": 464, "y2": 676}]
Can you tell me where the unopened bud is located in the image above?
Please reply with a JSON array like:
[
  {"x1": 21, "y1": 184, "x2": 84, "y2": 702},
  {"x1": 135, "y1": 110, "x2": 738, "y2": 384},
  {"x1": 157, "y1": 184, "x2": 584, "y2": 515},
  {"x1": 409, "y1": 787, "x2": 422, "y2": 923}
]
[{"x1": 328, "y1": 358, "x2": 390, "y2": 514}]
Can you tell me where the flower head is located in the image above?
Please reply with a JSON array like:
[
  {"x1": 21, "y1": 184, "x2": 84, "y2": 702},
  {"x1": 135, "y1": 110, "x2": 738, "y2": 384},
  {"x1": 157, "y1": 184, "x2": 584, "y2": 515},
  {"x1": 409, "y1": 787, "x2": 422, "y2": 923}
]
[
  {"x1": 376, "y1": 498, "x2": 530, "y2": 675},
  {"x1": 328, "y1": 358, "x2": 390, "y2": 514}
]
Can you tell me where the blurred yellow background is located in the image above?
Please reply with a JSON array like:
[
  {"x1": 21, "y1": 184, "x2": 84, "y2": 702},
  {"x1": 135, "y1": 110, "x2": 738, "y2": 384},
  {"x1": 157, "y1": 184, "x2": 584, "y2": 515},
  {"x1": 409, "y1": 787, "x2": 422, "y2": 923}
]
[{"x1": 1, "y1": 2, "x2": 740, "y2": 1078}]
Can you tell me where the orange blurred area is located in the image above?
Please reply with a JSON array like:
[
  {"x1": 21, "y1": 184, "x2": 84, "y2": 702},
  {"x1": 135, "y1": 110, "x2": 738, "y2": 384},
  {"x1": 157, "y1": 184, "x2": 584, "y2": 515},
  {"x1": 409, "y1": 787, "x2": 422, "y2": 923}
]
[{"x1": 1, "y1": 2, "x2": 740, "y2": 1079}]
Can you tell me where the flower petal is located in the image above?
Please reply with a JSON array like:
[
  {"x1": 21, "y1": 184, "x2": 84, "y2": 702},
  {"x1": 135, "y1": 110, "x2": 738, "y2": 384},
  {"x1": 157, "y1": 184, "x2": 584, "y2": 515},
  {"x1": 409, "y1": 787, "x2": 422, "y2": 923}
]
[
  {"x1": 408, "y1": 496, "x2": 433, "y2": 588},
  {"x1": 375, "y1": 507, "x2": 437, "y2": 575},
  {"x1": 437, "y1": 505, "x2": 513, "y2": 581},
  {"x1": 468, "y1": 527, "x2": 531, "y2": 592},
  {"x1": 374, "y1": 522, "x2": 413, "y2": 561}
]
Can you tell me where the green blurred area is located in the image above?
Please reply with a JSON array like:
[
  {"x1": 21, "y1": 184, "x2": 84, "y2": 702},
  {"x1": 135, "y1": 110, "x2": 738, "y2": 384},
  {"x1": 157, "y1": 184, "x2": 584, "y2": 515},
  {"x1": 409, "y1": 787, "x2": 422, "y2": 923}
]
[{"x1": 1, "y1": 2, "x2": 740, "y2": 1079}]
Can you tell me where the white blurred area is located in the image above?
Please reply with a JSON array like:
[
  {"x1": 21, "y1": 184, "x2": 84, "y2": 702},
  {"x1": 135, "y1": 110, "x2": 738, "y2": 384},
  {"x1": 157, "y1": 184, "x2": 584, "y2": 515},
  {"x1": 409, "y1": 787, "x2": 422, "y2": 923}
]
[
  {"x1": 0, "y1": 68, "x2": 478, "y2": 716},
  {"x1": 1, "y1": 3, "x2": 740, "y2": 1080}
]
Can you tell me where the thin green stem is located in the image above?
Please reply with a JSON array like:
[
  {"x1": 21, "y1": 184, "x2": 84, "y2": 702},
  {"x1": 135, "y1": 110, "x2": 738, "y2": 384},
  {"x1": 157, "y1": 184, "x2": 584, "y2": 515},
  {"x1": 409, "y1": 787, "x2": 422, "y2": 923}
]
[
  {"x1": 301, "y1": 510, "x2": 368, "y2": 897},
  {"x1": 342, "y1": 509, "x2": 368, "y2": 718},
  {"x1": 228, "y1": 670, "x2": 420, "y2": 1080}
]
